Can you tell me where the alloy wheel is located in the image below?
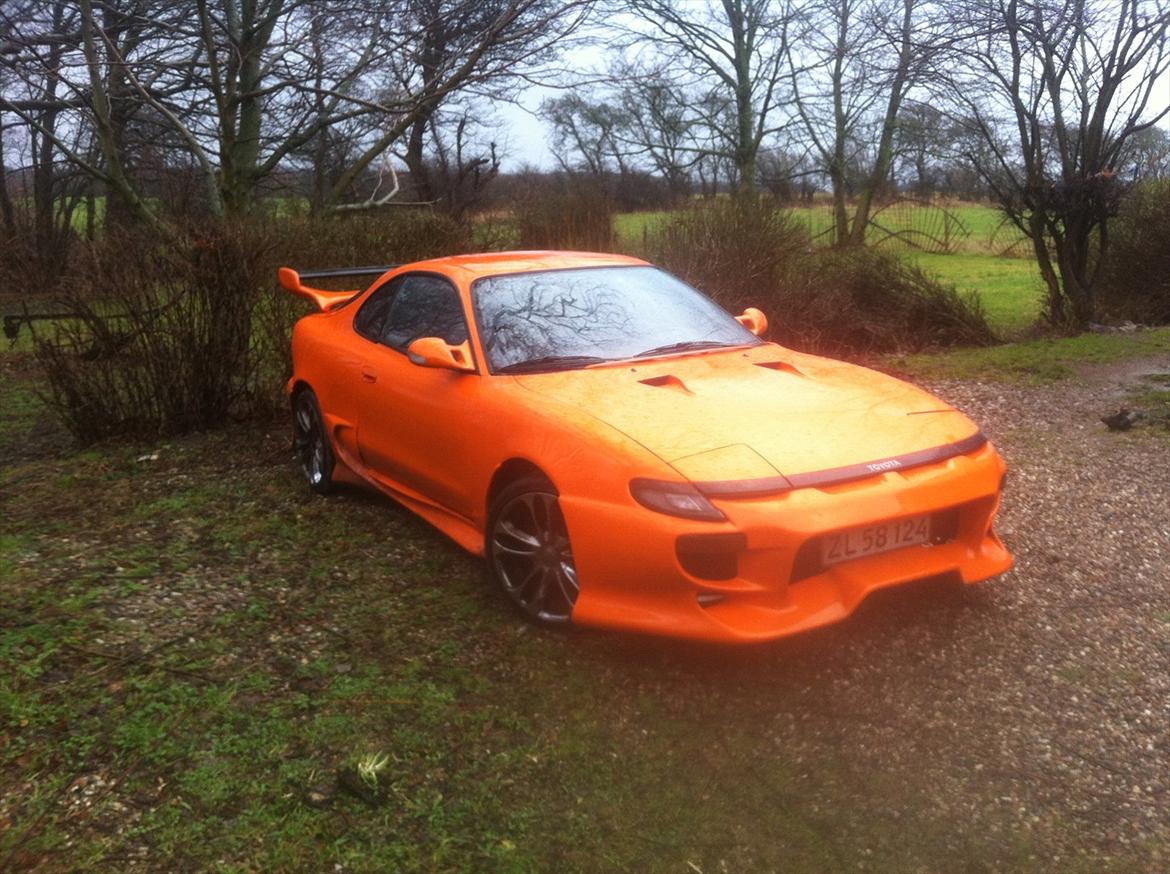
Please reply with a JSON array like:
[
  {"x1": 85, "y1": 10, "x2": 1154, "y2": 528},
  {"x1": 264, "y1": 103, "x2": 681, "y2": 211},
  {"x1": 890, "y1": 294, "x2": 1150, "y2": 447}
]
[{"x1": 490, "y1": 491, "x2": 579, "y2": 623}]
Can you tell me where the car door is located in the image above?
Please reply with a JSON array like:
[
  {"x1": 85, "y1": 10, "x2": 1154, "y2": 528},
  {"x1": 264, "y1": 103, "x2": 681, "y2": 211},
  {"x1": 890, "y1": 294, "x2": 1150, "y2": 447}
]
[{"x1": 353, "y1": 272, "x2": 483, "y2": 519}]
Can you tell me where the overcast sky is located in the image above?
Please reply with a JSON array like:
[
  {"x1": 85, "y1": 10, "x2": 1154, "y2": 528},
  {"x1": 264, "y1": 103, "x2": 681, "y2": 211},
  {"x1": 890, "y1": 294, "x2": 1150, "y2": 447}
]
[{"x1": 489, "y1": 39, "x2": 1170, "y2": 172}]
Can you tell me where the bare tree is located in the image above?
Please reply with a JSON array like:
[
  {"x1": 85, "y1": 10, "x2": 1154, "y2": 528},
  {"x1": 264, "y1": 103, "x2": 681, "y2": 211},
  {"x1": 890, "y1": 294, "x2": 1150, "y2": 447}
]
[
  {"x1": 787, "y1": 0, "x2": 935, "y2": 245},
  {"x1": 328, "y1": 0, "x2": 593, "y2": 211},
  {"x1": 408, "y1": 105, "x2": 502, "y2": 219},
  {"x1": 540, "y1": 92, "x2": 628, "y2": 174},
  {"x1": 2, "y1": 0, "x2": 593, "y2": 225},
  {"x1": 614, "y1": 64, "x2": 699, "y2": 198},
  {"x1": 946, "y1": 0, "x2": 1170, "y2": 327},
  {"x1": 1120, "y1": 125, "x2": 1170, "y2": 180},
  {"x1": 0, "y1": 0, "x2": 99, "y2": 266},
  {"x1": 621, "y1": 0, "x2": 794, "y2": 193}
]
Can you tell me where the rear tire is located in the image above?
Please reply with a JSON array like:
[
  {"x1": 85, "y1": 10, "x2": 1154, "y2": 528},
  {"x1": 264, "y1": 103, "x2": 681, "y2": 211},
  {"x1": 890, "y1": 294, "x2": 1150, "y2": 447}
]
[
  {"x1": 293, "y1": 389, "x2": 335, "y2": 495},
  {"x1": 487, "y1": 474, "x2": 579, "y2": 625}
]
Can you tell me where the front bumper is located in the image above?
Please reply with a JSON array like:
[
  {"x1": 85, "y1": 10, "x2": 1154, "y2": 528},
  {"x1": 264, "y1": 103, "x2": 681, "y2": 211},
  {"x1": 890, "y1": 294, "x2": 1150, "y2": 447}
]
[{"x1": 561, "y1": 442, "x2": 1011, "y2": 643}]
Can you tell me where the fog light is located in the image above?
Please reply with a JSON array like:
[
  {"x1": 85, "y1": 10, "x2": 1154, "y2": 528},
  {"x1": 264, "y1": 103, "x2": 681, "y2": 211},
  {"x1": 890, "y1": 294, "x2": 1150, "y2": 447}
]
[{"x1": 676, "y1": 532, "x2": 746, "y2": 580}]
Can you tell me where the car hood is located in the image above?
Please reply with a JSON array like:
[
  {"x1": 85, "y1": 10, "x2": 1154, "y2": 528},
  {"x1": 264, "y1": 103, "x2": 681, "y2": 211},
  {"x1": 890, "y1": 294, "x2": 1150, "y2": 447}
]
[{"x1": 514, "y1": 345, "x2": 981, "y2": 483}]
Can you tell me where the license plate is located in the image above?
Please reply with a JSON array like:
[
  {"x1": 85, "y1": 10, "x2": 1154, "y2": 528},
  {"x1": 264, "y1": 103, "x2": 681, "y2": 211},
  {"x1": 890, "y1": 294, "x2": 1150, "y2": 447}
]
[{"x1": 821, "y1": 515, "x2": 931, "y2": 566}]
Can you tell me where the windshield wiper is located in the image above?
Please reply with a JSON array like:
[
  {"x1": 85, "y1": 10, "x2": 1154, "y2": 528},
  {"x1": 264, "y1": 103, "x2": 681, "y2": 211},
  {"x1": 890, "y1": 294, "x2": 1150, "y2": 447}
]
[
  {"x1": 496, "y1": 354, "x2": 611, "y2": 374},
  {"x1": 632, "y1": 339, "x2": 735, "y2": 359}
]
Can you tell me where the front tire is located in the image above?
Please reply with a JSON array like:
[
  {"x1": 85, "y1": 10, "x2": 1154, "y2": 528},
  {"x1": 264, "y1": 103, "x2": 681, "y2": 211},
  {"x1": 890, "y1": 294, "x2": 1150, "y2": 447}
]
[
  {"x1": 487, "y1": 475, "x2": 579, "y2": 625},
  {"x1": 293, "y1": 389, "x2": 335, "y2": 495}
]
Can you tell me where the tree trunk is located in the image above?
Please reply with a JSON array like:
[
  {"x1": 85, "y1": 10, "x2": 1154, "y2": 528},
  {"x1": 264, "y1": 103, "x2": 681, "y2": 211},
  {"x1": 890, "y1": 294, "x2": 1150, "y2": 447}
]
[
  {"x1": 830, "y1": 7, "x2": 850, "y2": 245},
  {"x1": 0, "y1": 112, "x2": 15, "y2": 234},
  {"x1": 405, "y1": 114, "x2": 435, "y2": 202},
  {"x1": 728, "y1": 2, "x2": 756, "y2": 194},
  {"x1": 100, "y1": 0, "x2": 139, "y2": 228},
  {"x1": 220, "y1": 1, "x2": 284, "y2": 217},
  {"x1": 848, "y1": 0, "x2": 914, "y2": 246}
]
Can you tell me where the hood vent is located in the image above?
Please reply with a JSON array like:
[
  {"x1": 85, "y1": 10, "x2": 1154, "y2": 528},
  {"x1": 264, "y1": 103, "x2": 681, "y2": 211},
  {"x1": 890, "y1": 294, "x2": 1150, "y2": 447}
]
[
  {"x1": 755, "y1": 360, "x2": 805, "y2": 376},
  {"x1": 638, "y1": 374, "x2": 692, "y2": 394}
]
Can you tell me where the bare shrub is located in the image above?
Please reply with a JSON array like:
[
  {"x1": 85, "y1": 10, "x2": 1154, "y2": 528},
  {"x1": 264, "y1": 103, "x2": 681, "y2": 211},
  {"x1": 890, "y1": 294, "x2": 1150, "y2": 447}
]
[
  {"x1": 34, "y1": 223, "x2": 273, "y2": 443},
  {"x1": 1096, "y1": 181, "x2": 1170, "y2": 325},
  {"x1": 644, "y1": 198, "x2": 809, "y2": 313},
  {"x1": 647, "y1": 198, "x2": 995, "y2": 355},
  {"x1": 513, "y1": 175, "x2": 615, "y2": 250}
]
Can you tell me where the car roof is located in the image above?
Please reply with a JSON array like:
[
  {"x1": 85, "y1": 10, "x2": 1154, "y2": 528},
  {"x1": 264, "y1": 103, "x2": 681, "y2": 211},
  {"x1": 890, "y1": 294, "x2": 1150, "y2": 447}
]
[{"x1": 401, "y1": 250, "x2": 649, "y2": 280}]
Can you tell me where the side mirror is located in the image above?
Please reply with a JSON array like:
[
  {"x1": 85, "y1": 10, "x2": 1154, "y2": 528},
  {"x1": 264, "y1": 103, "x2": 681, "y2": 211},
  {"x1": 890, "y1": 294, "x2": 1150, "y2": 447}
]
[
  {"x1": 407, "y1": 337, "x2": 475, "y2": 373},
  {"x1": 736, "y1": 307, "x2": 768, "y2": 337}
]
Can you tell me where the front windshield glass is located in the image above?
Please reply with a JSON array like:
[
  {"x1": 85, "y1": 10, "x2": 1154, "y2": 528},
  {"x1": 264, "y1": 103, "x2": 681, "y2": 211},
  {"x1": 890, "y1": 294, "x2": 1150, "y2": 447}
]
[{"x1": 472, "y1": 265, "x2": 761, "y2": 373}]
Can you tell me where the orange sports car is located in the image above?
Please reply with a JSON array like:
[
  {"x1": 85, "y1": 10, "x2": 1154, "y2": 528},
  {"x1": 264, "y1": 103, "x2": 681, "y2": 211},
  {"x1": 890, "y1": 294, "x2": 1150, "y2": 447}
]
[{"x1": 281, "y1": 251, "x2": 1011, "y2": 642}]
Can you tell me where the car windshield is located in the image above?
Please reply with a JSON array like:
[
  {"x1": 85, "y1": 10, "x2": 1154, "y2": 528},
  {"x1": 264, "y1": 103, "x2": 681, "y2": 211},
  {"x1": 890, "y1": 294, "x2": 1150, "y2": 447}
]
[{"x1": 472, "y1": 265, "x2": 761, "y2": 373}]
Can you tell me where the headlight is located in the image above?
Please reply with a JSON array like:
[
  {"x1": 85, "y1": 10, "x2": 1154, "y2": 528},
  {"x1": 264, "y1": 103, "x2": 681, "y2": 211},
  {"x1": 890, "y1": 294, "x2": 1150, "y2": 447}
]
[{"x1": 629, "y1": 478, "x2": 726, "y2": 521}]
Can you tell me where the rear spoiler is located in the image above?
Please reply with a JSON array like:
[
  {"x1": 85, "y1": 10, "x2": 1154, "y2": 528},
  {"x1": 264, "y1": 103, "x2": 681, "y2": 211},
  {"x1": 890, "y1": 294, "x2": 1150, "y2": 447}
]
[{"x1": 277, "y1": 265, "x2": 399, "y2": 311}]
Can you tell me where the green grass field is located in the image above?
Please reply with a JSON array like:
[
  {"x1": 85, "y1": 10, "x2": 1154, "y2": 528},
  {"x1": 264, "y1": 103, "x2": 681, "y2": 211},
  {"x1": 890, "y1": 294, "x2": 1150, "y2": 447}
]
[
  {"x1": 901, "y1": 252, "x2": 1042, "y2": 333},
  {"x1": 615, "y1": 201, "x2": 1029, "y2": 255}
]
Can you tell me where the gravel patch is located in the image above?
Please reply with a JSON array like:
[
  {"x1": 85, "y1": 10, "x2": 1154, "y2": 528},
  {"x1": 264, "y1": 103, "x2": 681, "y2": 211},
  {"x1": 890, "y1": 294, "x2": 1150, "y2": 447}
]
[{"x1": 902, "y1": 358, "x2": 1170, "y2": 863}]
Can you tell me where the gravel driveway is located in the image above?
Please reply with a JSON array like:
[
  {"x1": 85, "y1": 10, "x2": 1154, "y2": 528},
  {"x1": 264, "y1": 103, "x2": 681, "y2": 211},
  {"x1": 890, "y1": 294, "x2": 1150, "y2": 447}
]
[
  {"x1": 748, "y1": 354, "x2": 1170, "y2": 869},
  {"x1": 906, "y1": 359, "x2": 1170, "y2": 865}
]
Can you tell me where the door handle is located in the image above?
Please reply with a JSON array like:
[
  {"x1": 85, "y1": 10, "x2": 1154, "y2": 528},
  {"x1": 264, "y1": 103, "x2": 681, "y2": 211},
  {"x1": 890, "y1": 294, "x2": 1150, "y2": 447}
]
[{"x1": 361, "y1": 368, "x2": 377, "y2": 383}]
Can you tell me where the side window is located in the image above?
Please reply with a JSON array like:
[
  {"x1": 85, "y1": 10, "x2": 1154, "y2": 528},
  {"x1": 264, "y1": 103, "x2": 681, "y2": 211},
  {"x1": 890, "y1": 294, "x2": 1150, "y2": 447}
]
[
  {"x1": 381, "y1": 275, "x2": 469, "y2": 351},
  {"x1": 353, "y1": 279, "x2": 399, "y2": 341}
]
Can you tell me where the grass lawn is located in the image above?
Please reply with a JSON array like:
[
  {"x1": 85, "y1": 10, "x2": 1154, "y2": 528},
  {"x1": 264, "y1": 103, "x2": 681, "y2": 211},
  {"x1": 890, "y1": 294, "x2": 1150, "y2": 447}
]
[
  {"x1": 4, "y1": 321, "x2": 1169, "y2": 869},
  {"x1": 0, "y1": 366, "x2": 943, "y2": 872},
  {"x1": 886, "y1": 326, "x2": 1170, "y2": 383},
  {"x1": 901, "y1": 252, "x2": 1042, "y2": 335}
]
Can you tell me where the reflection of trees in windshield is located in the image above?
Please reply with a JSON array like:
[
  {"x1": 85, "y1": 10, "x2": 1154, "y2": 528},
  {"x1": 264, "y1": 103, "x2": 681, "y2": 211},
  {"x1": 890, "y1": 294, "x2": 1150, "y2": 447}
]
[
  {"x1": 481, "y1": 276, "x2": 632, "y2": 365},
  {"x1": 474, "y1": 266, "x2": 759, "y2": 371}
]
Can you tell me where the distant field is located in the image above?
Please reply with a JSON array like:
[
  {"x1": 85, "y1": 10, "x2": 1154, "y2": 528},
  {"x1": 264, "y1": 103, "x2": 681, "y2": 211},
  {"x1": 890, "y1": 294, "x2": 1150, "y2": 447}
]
[{"x1": 615, "y1": 201, "x2": 1029, "y2": 256}]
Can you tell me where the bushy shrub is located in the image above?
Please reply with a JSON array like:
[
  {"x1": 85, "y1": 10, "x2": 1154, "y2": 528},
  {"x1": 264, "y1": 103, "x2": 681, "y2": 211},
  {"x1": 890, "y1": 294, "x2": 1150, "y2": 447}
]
[
  {"x1": 0, "y1": 223, "x2": 79, "y2": 295},
  {"x1": 1097, "y1": 181, "x2": 1170, "y2": 324},
  {"x1": 270, "y1": 209, "x2": 471, "y2": 270},
  {"x1": 647, "y1": 198, "x2": 995, "y2": 355},
  {"x1": 775, "y1": 247, "x2": 996, "y2": 355},
  {"x1": 32, "y1": 210, "x2": 481, "y2": 444},
  {"x1": 512, "y1": 175, "x2": 614, "y2": 251}
]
